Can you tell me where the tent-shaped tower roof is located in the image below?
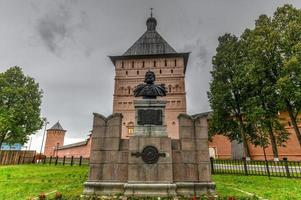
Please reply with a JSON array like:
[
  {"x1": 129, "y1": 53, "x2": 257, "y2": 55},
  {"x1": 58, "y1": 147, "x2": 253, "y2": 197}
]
[
  {"x1": 48, "y1": 121, "x2": 65, "y2": 131},
  {"x1": 123, "y1": 15, "x2": 177, "y2": 56}
]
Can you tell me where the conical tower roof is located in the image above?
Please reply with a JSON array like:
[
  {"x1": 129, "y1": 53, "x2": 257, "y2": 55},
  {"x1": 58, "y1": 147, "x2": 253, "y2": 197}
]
[
  {"x1": 123, "y1": 16, "x2": 177, "y2": 56},
  {"x1": 48, "y1": 121, "x2": 65, "y2": 131}
]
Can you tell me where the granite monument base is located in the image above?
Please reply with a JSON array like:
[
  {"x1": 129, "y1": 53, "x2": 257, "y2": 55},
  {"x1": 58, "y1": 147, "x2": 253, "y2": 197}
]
[{"x1": 83, "y1": 108, "x2": 216, "y2": 198}]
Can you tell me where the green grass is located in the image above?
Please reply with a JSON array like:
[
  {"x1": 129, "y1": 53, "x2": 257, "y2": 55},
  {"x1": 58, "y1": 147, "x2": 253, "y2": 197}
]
[
  {"x1": 212, "y1": 174, "x2": 301, "y2": 200},
  {"x1": 0, "y1": 164, "x2": 87, "y2": 200},
  {"x1": 0, "y1": 164, "x2": 301, "y2": 199}
]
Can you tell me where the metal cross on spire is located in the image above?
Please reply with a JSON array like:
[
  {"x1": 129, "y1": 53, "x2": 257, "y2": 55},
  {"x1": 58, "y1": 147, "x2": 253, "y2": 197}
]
[{"x1": 150, "y1": 8, "x2": 153, "y2": 17}]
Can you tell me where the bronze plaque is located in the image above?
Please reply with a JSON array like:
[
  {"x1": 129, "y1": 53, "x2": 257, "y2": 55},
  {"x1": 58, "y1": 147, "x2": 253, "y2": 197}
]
[{"x1": 137, "y1": 109, "x2": 162, "y2": 125}]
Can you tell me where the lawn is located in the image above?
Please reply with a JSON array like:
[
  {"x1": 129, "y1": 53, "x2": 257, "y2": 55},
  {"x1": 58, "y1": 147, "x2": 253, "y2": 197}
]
[{"x1": 0, "y1": 164, "x2": 301, "y2": 200}]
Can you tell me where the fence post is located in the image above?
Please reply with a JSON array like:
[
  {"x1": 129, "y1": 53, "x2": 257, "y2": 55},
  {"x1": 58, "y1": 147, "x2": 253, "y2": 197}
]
[
  {"x1": 32, "y1": 155, "x2": 36, "y2": 164},
  {"x1": 18, "y1": 156, "x2": 21, "y2": 165},
  {"x1": 55, "y1": 156, "x2": 58, "y2": 165},
  {"x1": 63, "y1": 156, "x2": 66, "y2": 165},
  {"x1": 71, "y1": 156, "x2": 74, "y2": 166},
  {"x1": 210, "y1": 157, "x2": 215, "y2": 174},
  {"x1": 79, "y1": 156, "x2": 82, "y2": 166},
  {"x1": 49, "y1": 156, "x2": 52, "y2": 165},
  {"x1": 283, "y1": 157, "x2": 291, "y2": 178},
  {"x1": 243, "y1": 157, "x2": 248, "y2": 175}
]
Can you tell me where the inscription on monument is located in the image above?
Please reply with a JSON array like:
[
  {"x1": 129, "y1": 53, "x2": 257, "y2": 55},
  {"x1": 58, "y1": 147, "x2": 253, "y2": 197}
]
[{"x1": 137, "y1": 109, "x2": 162, "y2": 125}]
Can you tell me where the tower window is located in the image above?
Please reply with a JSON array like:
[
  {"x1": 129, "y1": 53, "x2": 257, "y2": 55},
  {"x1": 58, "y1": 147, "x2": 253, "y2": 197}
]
[
  {"x1": 165, "y1": 60, "x2": 167, "y2": 66},
  {"x1": 159, "y1": 69, "x2": 162, "y2": 74},
  {"x1": 154, "y1": 61, "x2": 156, "y2": 67},
  {"x1": 174, "y1": 59, "x2": 177, "y2": 66},
  {"x1": 126, "y1": 71, "x2": 128, "y2": 75},
  {"x1": 121, "y1": 61, "x2": 124, "y2": 68},
  {"x1": 142, "y1": 61, "x2": 145, "y2": 68},
  {"x1": 137, "y1": 70, "x2": 139, "y2": 75},
  {"x1": 171, "y1": 69, "x2": 173, "y2": 73},
  {"x1": 132, "y1": 61, "x2": 134, "y2": 68},
  {"x1": 127, "y1": 122, "x2": 134, "y2": 137}
]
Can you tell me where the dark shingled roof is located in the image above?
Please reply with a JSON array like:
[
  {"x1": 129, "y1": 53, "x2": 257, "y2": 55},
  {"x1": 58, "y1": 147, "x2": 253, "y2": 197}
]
[
  {"x1": 48, "y1": 121, "x2": 65, "y2": 131},
  {"x1": 109, "y1": 15, "x2": 190, "y2": 73},
  {"x1": 123, "y1": 16, "x2": 177, "y2": 56}
]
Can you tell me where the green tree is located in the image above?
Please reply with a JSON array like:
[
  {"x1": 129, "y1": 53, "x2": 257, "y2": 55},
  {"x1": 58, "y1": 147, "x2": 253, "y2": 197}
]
[
  {"x1": 272, "y1": 5, "x2": 301, "y2": 146},
  {"x1": 0, "y1": 66, "x2": 43, "y2": 147},
  {"x1": 208, "y1": 34, "x2": 252, "y2": 158},
  {"x1": 241, "y1": 14, "x2": 289, "y2": 160}
]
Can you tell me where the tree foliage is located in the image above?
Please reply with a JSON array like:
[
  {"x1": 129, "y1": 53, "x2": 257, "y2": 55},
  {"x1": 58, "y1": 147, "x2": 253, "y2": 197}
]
[
  {"x1": 208, "y1": 34, "x2": 253, "y2": 157},
  {"x1": 0, "y1": 66, "x2": 43, "y2": 147},
  {"x1": 208, "y1": 4, "x2": 301, "y2": 159}
]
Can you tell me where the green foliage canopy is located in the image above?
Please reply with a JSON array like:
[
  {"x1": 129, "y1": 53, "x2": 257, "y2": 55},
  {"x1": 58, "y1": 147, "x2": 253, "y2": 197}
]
[{"x1": 0, "y1": 66, "x2": 43, "y2": 147}]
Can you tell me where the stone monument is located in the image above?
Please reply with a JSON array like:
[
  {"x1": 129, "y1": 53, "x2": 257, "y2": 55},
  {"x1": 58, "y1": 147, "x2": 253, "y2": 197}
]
[{"x1": 83, "y1": 71, "x2": 215, "y2": 198}]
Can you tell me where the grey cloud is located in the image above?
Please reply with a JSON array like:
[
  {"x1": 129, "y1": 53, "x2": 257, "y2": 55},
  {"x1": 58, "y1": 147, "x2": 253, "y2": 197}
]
[
  {"x1": 182, "y1": 39, "x2": 210, "y2": 68},
  {"x1": 36, "y1": 4, "x2": 87, "y2": 55}
]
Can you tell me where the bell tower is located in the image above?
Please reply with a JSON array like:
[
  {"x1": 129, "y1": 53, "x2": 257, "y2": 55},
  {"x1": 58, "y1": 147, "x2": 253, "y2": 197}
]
[{"x1": 109, "y1": 14, "x2": 189, "y2": 139}]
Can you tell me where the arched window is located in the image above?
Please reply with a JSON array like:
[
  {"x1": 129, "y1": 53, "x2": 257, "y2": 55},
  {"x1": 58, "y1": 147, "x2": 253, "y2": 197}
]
[
  {"x1": 121, "y1": 61, "x2": 124, "y2": 68},
  {"x1": 128, "y1": 87, "x2": 131, "y2": 95},
  {"x1": 171, "y1": 69, "x2": 173, "y2": 74},
  {"x1": 127, "y1": 122, "x2": 134, "y2": 137},
  {"x1": 174, "y1": 59, "x2": 177, "y2": 66},
  {"x1": 175, "y1": 85, "x2": 179, "y2": 92},
  {"x1": 164, "y1": 60, "x2": 167, "y2": 66},
  {"x1": 142, "y1": 61, "x2": 145, "y2": 68},
  {"x1": 132, "y1": 61, "x2": 134, "y2": 68},
  {"x1": 154, "y1": 60, "x2": 156, "y2": 67},
  {"x1": 159, "y1": 69, "x2": 162, "y2": 74},
  {"x1": 126, "y1": 71, "x2": 128, "y2": 75},
  {"x1": 137, "y1": 70, "x2": 139, "y2": 75}
]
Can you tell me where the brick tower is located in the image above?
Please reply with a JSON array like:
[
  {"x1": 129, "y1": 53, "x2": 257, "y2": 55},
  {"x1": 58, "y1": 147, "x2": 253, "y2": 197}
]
[
  {"x1": 109, "y1": 14, "x2": 189, "y2": 139},
  {"x1": 44, "y1": 121, "x2": 66, "y2": 156}
]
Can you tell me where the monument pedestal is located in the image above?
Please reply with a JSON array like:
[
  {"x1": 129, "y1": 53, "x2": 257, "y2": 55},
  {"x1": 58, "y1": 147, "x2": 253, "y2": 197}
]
[
  {"x1": 133, "y1": 99, "x2": 167, "y2": 137},
  {"x1": 83, "y1": 100, "x2": 216, "y2": 198},
  {"x1": 124, "y1": 183, "x2": 177, "y2": 197}
]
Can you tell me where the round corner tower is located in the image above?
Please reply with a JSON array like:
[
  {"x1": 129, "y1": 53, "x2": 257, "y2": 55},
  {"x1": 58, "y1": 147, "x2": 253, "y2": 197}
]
[{"x1": 44, "y1": 121, "x2": 66, "y2": 157}]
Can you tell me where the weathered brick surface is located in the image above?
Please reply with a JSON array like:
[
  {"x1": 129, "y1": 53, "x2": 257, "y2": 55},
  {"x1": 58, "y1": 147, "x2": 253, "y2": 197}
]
[
  {"x1": 209, "y1": 112, "x2": 301, "y2": 160},
  {"x1": 44, "y1": 130, "x2": 65, "y2": 157},
  {"x1": 56, "y1": 137, "x2": 91, "y2": 158},
  {"x1": 113, "y1": 57, "x2": 187, "y2": 139}
]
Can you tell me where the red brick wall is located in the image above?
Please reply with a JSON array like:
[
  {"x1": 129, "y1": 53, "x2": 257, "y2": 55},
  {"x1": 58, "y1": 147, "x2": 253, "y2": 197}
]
[
  {"x1": 249, "y1": 127, "x2": 301, "y2": 161},
  {"x1": 54, "y1": 137, "x2": 91, "y2": 158},
  {"x1": 209, "y1": 112, "x2": 301, "y2": 161},
  {"x1": 209, "y1": 135, "x2": 232, "y2": 159}
]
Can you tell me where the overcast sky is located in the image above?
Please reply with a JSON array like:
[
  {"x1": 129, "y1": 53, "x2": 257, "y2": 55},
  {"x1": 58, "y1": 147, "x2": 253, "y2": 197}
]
[{"x1": 1, "y1": 0, "x2": 300, "y2": 151}]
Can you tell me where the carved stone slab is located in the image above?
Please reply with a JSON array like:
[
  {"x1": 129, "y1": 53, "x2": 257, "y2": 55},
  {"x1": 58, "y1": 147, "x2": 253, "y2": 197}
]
[{"x1": 137, "y1": 109, "x2": 162, "y2": 125}]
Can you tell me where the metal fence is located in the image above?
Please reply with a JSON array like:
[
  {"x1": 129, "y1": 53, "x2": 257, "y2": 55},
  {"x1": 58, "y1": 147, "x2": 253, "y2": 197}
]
[
  {"x1": 210, "y1": 157, "x2": 301, "y2": 178},
  {"x1": 14, "y1": 155, "x2": 89, "y2": 166}
]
